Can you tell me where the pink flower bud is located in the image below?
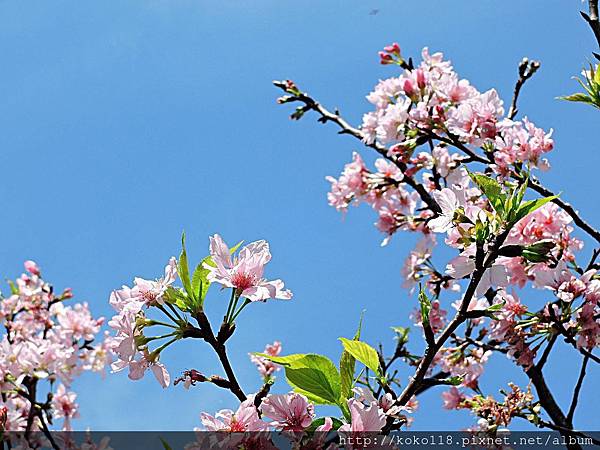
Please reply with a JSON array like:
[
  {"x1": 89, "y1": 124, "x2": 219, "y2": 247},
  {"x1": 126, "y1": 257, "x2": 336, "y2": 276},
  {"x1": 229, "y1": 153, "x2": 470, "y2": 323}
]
[
  {"x1": 416, "y1": 69, "x2": 426, "y2": 90},
  {"x1": 383, "y1": 42, "x2": 401, "y2": 56},
  {"x1": 24, "y1": 260, "x2": 40, "y2": 276},
  {"x1": 403, "y1": 79, "x2": 415, "y2": 97},
  {"x1": 378, "y1": 52, "x2": 393, "y2": 65}
]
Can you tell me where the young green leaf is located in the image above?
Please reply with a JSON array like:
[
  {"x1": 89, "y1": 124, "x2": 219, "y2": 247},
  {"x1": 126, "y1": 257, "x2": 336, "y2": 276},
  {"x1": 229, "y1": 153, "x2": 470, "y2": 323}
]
[
  {"x1": 391, "y1": 326, "x2": 410, "y2": 346},
  {"x1": 559, "y1": 93, "x2": 593, "y2": 103},
  {"x1": 178, "y1": 232, "x2": 193, "y2": 300},
  {"x1": 512, "y1": 195, "x2": 559, "y2": 224},
  {"x1": 339, "y1": 316, "x2": 363, "y2": 410},
  {"x1": 255, "y1": 353, "x2": 341, "y2": 405},
  {"x1": 469, "y1": 173, "x2": 506, "y2": 215},
  {"x1": 418, "y1": 287, "x2": 431, "y2": 328},
  {"x1": 338, "y1": 338, "x2": 380, "y2": 377},
  {"x1": 191, "y1": 255, "x2": 213, "y2": 307},
  {"x1": 163, "y1": 286, "x2": 190, "y2": 312}
]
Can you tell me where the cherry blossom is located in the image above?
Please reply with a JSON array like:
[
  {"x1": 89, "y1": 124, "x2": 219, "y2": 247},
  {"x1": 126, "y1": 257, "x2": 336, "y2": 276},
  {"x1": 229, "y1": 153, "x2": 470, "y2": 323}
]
[
  {"x1": 249, "y1": 341, "x2": 282, "y2": 378},
  {"x1": 204, "y1": 234, "x2": 292, "y2": 302},
  {"x1": 260, "y1": 393, "x2": 315, "y2": 431}
]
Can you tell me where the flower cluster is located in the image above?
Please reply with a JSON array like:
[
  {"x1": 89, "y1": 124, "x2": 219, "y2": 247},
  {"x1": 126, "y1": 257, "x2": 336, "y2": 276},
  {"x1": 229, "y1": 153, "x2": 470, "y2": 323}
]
[
  {"x1": 107, "y1": 234, "x2": 293, "y2": 389},
  {"x1": 0, "y1": 261, "x2": 110, "y2": 432}
]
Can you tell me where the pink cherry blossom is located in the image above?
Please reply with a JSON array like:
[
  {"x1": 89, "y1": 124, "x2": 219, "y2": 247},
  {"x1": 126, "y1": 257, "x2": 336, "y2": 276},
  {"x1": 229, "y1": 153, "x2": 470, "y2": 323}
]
[
  {"x1": 204, "y1": 234, "x2": 292, "y2": 302},
  {"x1": 51, "y1": 384, "x2": 80, "y2": 431},
  {"x1": 133, "y1": 257, "x2": 178, "y2": 306},
  {"x1": 24, "y1": 260, "x2": 41, "y2": 276},
  {"x1": 442, "y1": 387, "x2": 465, "y2": 410},
  {"x1": 201, "y1": 398, "x2": 267, "y2": 432},
  {"x1": 326, "y1": 152, "x2": 368, "y2": 211},
  {"x1": 128, "y1": 349, "x2": 170, "y2": 388},
  {"x1": 260, "y1": 393, "x2": 315, "y2": 431},
  {"x1": 575, "y1": 302, "x2": 600, "y2": 350},
  {"x1": 339, "y1": 398, "x2": 386, "y2": 433},
  {"x1": 249, "y1": 341, "x2": 282, "y2": 378}
]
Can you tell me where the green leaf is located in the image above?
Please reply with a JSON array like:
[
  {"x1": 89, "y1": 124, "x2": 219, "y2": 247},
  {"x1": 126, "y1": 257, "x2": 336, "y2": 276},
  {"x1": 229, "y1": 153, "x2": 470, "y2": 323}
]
[
  {"x1": 391, "y1": 326, "x2": 410, "y2": 346},
  {"x1": 163, "y1": 286, "x2": 190, "y2": 311},
  {"x1": 7, "y1": 280, "x2": 19, "y2": 296},
  {"x1": 339, "y1": 316, "x2": 363, "y2": 406},
  {"x1": 178, "y1": 232, "x2": 193, "y2": 300},
  {"x1": 559, "y1": 93, "x2": 593, "y2": 103},
  {"x1": 159, "y1": 437, "x2": 173, "y2": 450},
  {"x1": 418, "y1": 286, "x2": 431, "y2": 328},
  {"x1": 257, "y1": 353, "x2": 341, "y2": 405},
  {"x1": 338, "y1": 338, "x2": 380, "y2": 377},
  {"x1": 469, "y1": 173, "x2": 506, "y2": 216},
  {"x1": 445, "y1": 376, "x2": 464, "y2": 386},
  {"x1": 521, "y1": 239, "x2": 556, "y2": 263},
  {"x1": 486, "y1": 301, "x2": 505, "y2": 312},
  {"x1": 513, "y1": 195, "x2": 559, "y2": 224},
  {"x1": 191, "y1": 255, "x2": 212, "y2": 307}
]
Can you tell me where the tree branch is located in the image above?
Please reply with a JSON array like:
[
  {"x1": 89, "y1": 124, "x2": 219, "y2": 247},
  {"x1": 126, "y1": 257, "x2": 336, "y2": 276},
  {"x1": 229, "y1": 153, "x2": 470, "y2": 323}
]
[
  {"x1": 273, "y1": 80, "x2": 441, "y2": 214},
  {"x1": 526, "y1": 365, "x2": 579, "y2": 449},
  {"x1": 508, "y1": 58, "x2": 541, "y2": 120},
  {"x1": 193, "y1": 311, "x2": 247, "y2": 402},
  {"x1": 581, "y1": 0, "x2": 600, "y2": 49},
  {"x1": 383, "y1": 227, "x2": 513, "y2": 433},
  {"x1": 567, "y1": 355, "x2": 589, "y2": 424}
]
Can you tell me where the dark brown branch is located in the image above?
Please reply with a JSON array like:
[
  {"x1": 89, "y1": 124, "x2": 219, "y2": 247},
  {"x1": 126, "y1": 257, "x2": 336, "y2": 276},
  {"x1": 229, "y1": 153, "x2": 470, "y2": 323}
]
[
  {"x1": 508, "y1": 58, "x2": 541, "y2": 120},
  {"x1": 254, "y1": 380, "x2": 273, "y2": 410},
  {"x1": 536, "y1": 333, "x2": 558, "y2": 370},
  {"x1": 567, "y1": 355, "x2": 589, "y2": 424},
  {"x1": 526, "y1": 365, "x2": 579, "y2": 449},
  {"x1": 193, "y1": 311, "x2": 247, "y2": 402},
  {"x1": 581, "y1": 0, "x2": 600, "y2": 49},
  {"x1": 413, "y1": 371, "x2": 450, "y2": 396},
  {"x1": 273, "y1": 80, "x2": 441, "y2": 214}
]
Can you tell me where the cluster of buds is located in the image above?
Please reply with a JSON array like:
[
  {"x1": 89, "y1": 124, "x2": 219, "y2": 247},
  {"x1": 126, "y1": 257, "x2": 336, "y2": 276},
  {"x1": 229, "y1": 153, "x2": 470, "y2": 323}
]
[{"x1": 379, "y1": 42, "x2": 403, "y2": 65}]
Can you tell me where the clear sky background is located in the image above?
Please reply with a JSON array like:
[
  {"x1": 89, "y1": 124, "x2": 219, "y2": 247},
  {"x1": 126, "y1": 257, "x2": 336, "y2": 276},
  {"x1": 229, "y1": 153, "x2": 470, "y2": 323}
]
[{"x1": 1, "y1": 0, "x2": 598, "y2": 431}]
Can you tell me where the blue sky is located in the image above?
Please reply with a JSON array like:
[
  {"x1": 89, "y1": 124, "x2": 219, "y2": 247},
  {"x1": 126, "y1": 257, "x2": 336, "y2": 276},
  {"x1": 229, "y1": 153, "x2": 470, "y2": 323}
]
[{"x1": 0, "y1": 0, "x2": 598, "y2": 431}]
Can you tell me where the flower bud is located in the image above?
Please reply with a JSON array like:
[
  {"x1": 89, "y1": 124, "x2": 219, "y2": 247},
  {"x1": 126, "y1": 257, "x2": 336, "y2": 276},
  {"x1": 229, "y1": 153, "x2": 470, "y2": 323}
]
[
  {"x1": 416, "y1": 69, "x2": 426, "y2": 90},
  {"x1": 379, "y1": 52, "x2": 393, "y2": 65},
  {"x1": 383, "y1": 42, "x2": 401, "y2": 56},
  {"x1": 403, "y1": 79, "x2": 416, "y2": 98},
  {"x1": 24, "y1": 260, "x2": 40, "y2": 276}
]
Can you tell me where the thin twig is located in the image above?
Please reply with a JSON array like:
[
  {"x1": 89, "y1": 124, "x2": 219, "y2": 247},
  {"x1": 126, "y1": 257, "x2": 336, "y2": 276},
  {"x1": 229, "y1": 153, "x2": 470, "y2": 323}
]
[
  {"x1": 567, "y1": 355, "x2": 589, "y2": 423},
  {"x1": 536, "y1": 333, "x2": 558, "y2": 370},
  {"x1": 273, "y1": 80, "x2": 441, "y2": 214},
  {"x1": 508, "y1": 58, "x2": 540, "y2": 120}
]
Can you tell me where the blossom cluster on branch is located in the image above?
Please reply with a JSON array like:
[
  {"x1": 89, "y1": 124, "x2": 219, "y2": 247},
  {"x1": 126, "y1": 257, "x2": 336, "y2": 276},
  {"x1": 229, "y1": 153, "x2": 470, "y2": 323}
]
[{"x1": 0, "y1": 261, "x2": 110, "y2": 446}]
